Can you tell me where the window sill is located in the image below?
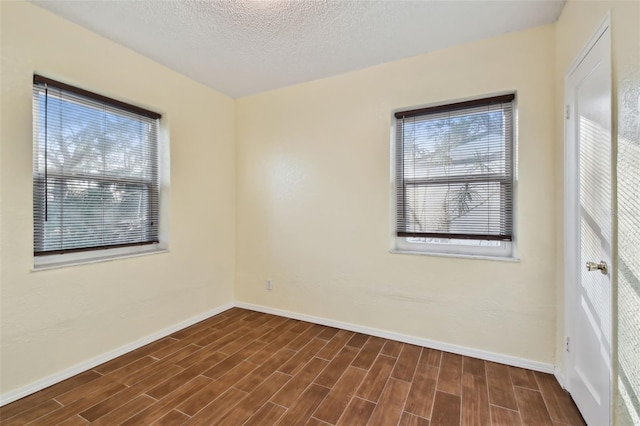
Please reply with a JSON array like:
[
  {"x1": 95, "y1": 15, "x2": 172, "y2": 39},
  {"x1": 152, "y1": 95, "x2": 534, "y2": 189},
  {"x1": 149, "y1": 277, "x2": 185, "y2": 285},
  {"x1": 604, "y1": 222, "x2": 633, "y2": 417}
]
[
  {"x1": 389, "y1": 249, "x2": 520, "y2": 263},
  {"x1": 32, "y1": 246, "x2": 169, "y2": 272}
]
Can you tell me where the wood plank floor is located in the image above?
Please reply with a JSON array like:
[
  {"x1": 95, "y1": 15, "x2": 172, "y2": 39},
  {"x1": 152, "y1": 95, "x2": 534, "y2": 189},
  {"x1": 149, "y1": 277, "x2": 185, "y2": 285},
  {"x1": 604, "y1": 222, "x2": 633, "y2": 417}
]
[{"x1": 0, "y1": 308, "x2": 585, "y2": 425}]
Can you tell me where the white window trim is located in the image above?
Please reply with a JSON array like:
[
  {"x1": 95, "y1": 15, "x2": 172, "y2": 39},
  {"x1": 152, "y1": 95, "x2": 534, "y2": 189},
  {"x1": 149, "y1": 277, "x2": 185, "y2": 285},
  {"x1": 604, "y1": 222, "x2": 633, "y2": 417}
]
[
  {"x1": 33, "y1": 243, "x2": 169, "y2": 271},
  {"x1": 32, "y1": 130, "x2": 171, "y2": 271},
  {"x1": 394, "y1": 238, "x2": 515, "y2": 258},
  {"x1": 31, "y1": 84, "x2": 171, "y2": 270},
  {"x1": 389, "y1": 248, "x2": 519, "y2": 263},
  {"x1": 389, "y1": 93, "x2": 519, "y2": 261}
]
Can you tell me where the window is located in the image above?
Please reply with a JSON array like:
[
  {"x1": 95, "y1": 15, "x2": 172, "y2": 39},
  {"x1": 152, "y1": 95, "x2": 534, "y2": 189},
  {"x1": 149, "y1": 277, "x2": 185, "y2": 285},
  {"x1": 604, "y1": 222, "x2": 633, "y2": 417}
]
[
  {"x1": 32, "y1": 75, "x2": 162, "y2": 263},
  {"x1": 393, "y1": 94, "x2": 515, "y2": 258}
]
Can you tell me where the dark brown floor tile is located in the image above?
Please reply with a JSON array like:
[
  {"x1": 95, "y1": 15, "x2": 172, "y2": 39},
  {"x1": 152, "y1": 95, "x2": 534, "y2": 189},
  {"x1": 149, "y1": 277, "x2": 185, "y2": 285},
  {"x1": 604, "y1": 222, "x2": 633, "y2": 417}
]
[
  {"x1": 405, "y1": 363, "x2": 439, "y2": 419},
  {"x1": 461, "y1": 358, "x2": 490, "y2": 426},
  {"x1": 168, "y1": 324, "x2": 210, "y2": 342},
  {"x1": 244, "y1": 402, "x2": 287, "y2": 426},
  {"x1": 183, "y1": 387, "x2": 248, "y2": 425},
  {"x1": 169, "y1": 317, "x2": 218, "y2": 340},
  {"x1": 207, "y1": 317, "x2": 248, "y2": 335},
  {"x1": 29, "y1": 381, "x2": 127, "y2": 426},
  {"x1": 198, "y1": 331, "x2": 248, "y2": 356},
  {"x1": 56, "y1": 415, "x2": 90, "y2": 425},
  {"x1": 199, "y1": 352, "x2": 247, "y2": 380},
  {"x1": 315, "y1": 345, "x2": 359, "y2": 388},
  {"x1": 193, "y1": 329, "x2": 243, "y2": 351},
  {"x1": 232, "y1": 339, "x2": 269, "y2": 360},
  {"x1": 217, "y1": 372, "x2": 291, "y2": 425},
  {"x1": 250, "y1": 331, "x2": 300, "y2": 364},
  {"x1": 123, "y1": 376, "x2": 212, "y2": 425},
  {"x1": 0, "y1": 309, "x2": 584, "y2": 426},
  {"x1": 91, "y1": 394, "x2": 156, "y2": 426},
  {"x1": 346, "y1": 333, "x2": 369, "y2": 348},
  {"x1": 351, "y1": 337, "x2": 385, "y2": 370},
  {"x1": 381, "y1": 340, "x2": 403, "y2": 357},
  {"x1": 272, "y1": 357, "x2": 329, "y2": 407},
  {"x1": 121, "y1": 345, "x2": 199, "y2": 386},
  {"x1": 287, "y1": 324, "x2": 327, "y2": 351},
  {"x1": 355, "y1": 354, "x2": 396, "y2": 402},
  {"x1": 368, "y1": 378, "x2": 412, "y2": 425},
  {"x1": 235, "y1": 348, "x2": 296, "y2": 393},
  {"x1": 279, "y1": 338, "x2": 327, "y2": 375},
  {"x1": 217, "y1": 325, "x2": 272, "y2": 355},
  {"x1": 54, "y1": 374, "x2": 121, "y2": 406},
  {"x1": 169, "y1": 324, "x2": 214, "y2": 347},
  {"x1": 437, "y1": 352, "x2": 463, "y2": 396},
  {"x1": 256, "y1": 322, "x2": 297, "y2": 344},
  {"x1": 218, "y1": 309, "x2": 246, "y2": 320},
  {"x1": 276, "y1": 384, "x2": 330, "y2": 425},
  {"x1": 534, "y1": 372, "x2": 585, "y2": 425},
  {"x1": 93, "y1": 349, "x2": 147, "y2": 375},
  {"x1": 176, "y1": 339, "x2": 232, "y2": 368},
  {"x1": 1, "y1": 399, "x2": 62, "y2": 426},
  {"x1": 241, "y1": 311, "x2": 268, "y2": 323},
  {"x1": 177, "y1": 362, "x2": 256, "y2": 415},
  {"x1": 306, "y1": 417, "x2": 333, "y2": 426},
  {"x1": 491, "y1": 405, "x2": 522, "y2": 426},
  {"x1": 0, "y1": 370, "x2": 102, "y2": 420},
  {"x1": 514, "y1": 387, "x2": 553, "y2": 426},
  {"x1": 262, "y1": 315, "x2": 290, "y2": 329},
  {"x1": 509, "y1": 367, "x2": 539, "y2": 390},
  {"x1": 79, "y1": 364, "x2": 183, "y2": 422},
  {"x1": 143, "y1": 337, "x2": 181, "y2": 359},
  {"x1": 101, "y1": 356, "x2": 158, "y2": 386},
  {"x1": 316, "y1": 329, "x2": 355, "y2": 360},
  {"x1": 317, "y1": 327, "x2": 340, "y2": 341},
  {"x1": 463, "y1": 356, "x2": 486, "y2": 378},
  {"x1": 209, "y1": 317, "x2": 240, "y2": 330},
  {"x1": 224, "y1": 307, "x2": 257, "y2": 319},
  {"x1": 431, "y1": 391, "x2": 462, "y2": 426},
  {"x1": 208, "y1": 310, "x2": 239, "y2": 322},
  {"x1": 336, "y1": 397, "x2": 376, "y2": 426},
  {"x1": 420, "y1": 348, "x2": 443, "y2": 367},
  {"x1": 289, "y1": 320, "x2": 313, "y2": 333},
  {"x1": 486, "y1": 361, "x2": 518, "y2": 410},
  {"x1": 202, "y1": 316, "x2": 248, "y2": 336},
  {"x1": 154, "y1": 409, "x2": 190, "y2": 425},
  {"x1": 177, "y1": 325, "x2": 233, "y2": 349},
  {"x1": 400, "y1": 412, "x2": 431, "y2": 426},
  {"x1": 391, "y1": 343, "x2": 422, "y2": 382},
  {"x1": 313, "y1": 366, "x2": 367, "y2": 424},
  {"x1": 145, "y1": 362, "x2": 214, "y2": 400}
]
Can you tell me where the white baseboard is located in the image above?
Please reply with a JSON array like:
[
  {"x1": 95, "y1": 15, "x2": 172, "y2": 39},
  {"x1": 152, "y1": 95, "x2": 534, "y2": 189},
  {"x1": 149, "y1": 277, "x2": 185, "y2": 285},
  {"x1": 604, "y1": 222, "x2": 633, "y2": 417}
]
[
  {"x1": 0, "y1": 302, "x2": 234, "y2": 407},
  {"x1": 554, "y1": 366, "x2": 566, "y2": 389},
  {"x1": 1, "y1": 299, "x2": 559, "y2": 407},
  {"x1": 235, "y1": 301, "x2": 555, "y2": 374}
]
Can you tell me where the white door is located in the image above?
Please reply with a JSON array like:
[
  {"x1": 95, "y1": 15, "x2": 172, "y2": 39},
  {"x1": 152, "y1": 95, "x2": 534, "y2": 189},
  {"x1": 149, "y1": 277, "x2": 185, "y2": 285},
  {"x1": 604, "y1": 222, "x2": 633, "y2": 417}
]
[{"x1": 564, "y1": 17, "x2": 612, "y2": 426}]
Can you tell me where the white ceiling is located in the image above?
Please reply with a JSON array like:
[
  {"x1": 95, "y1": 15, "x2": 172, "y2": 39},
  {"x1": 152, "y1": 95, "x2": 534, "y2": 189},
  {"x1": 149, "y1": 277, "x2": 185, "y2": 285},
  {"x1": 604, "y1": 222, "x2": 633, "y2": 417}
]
[{"x1": 31, "y1": 0, "x2": 566, "y2": 98}]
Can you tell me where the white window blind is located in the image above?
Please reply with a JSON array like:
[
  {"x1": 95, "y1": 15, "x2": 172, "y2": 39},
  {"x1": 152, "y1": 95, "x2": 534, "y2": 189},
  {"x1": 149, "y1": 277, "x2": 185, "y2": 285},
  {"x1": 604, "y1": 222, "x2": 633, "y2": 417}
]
[
  {"x1": 33, "y1": 75, "x2": 161, "y2": 255},
  {"x1": 395, "y1": 94, "x2": 515, "y2": 241}
]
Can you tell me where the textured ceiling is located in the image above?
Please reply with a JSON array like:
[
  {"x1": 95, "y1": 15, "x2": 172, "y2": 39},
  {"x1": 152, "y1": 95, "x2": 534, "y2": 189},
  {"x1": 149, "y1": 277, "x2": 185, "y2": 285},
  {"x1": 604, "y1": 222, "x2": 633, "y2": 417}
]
[{"x1": 31, "y1": 0, "x2": 566, "y2": 98}]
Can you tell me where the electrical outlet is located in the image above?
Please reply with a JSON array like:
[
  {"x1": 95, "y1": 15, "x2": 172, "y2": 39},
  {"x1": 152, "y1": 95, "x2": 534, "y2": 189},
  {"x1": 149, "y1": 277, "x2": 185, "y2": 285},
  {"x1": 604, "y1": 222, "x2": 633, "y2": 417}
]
[{"x1": 266, "y1": 279, "x2": 273, "y2": 291}]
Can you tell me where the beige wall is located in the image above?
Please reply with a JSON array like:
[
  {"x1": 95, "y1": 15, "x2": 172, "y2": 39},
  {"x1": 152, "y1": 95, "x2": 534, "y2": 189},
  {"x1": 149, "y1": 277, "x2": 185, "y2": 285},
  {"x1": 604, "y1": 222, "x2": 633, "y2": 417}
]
[
  {"x1": 554, "y1": 1, "x2": 640, "y2": 423},
  {"x1": 236, "y1": 25, "x2": 558, "y2": 365},
  {"x1": 0, "y1": 2, "x2": 236, "y2": 395}
]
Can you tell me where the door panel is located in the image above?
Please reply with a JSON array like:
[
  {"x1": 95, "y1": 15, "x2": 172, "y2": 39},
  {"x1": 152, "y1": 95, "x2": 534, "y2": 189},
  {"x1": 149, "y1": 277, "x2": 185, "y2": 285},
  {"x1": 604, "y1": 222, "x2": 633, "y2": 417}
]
[{"x1": 566, "y1": 20, "x2": 612, "y2": 426}]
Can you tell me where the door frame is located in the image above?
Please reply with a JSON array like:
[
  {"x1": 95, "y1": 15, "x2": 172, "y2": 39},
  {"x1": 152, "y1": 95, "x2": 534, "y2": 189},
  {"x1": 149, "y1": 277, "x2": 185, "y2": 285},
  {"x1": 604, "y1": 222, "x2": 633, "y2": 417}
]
[{"x1": 563, "y1": 11, "x2": 613, "y2": 423}]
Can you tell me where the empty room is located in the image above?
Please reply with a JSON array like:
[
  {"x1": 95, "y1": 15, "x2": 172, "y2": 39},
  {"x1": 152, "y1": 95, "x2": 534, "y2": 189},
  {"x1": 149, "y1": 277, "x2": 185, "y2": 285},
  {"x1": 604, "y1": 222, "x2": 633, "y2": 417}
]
[{"x1": 0, "y1": 0, "x2": 638, "y2": 424}]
